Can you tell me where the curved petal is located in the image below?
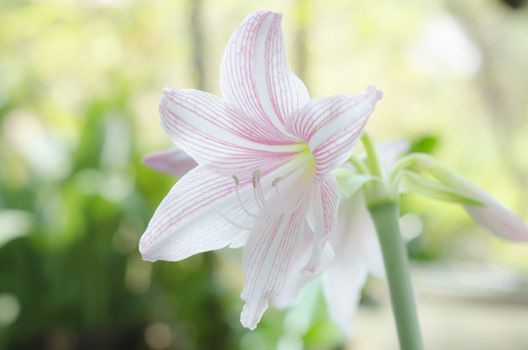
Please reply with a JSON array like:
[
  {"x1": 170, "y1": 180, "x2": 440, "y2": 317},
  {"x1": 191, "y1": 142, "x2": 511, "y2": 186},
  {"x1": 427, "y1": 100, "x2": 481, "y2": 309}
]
[
  {"x1": 240, "y1": 206, "x2": 307, "y2": 329},
  {"x1": 142, "y1": 148, "x2": 197, "y2": 177},
  {"x1": 220, "y1": 10, "x2": 310, "y2": 137},
  {"x1": 322, "y1": 194, "x2": 384, "y2": 337},
  {"x1": 286, "y1": 86, "x2": 382, "y2": 179},
  {"x1": 463, "y1": 182, "x2": 528, "y2": 241},
  {"x1": 305, "y1": 176, "x2": 339, "y2": 272},
  {"x1": 139, "y1": 166, "x2": 258, "y2": 261},
  {"x1": 272, "y1": 225, "x2": 334, "y2": 309},
  {"x1": 160, "y1": 88, "x2": 302, "y2": 177}
]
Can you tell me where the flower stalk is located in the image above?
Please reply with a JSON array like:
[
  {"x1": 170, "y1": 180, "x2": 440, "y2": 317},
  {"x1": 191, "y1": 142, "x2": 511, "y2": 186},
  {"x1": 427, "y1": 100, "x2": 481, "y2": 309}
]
[
  {"x1": 360, "y1": 133, "x2": 423, "y2": 349},
  {"x1": 361, "y1": 133, "x2": 383, "y2": 178},
  {"x1": 368, "y1": 201, "x2": 424, "y2": 350}
]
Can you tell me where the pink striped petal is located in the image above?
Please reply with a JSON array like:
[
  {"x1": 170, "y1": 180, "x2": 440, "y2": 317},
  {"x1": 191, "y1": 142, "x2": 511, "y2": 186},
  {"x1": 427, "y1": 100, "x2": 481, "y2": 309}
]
[
  {"x1": 305, "y1": 176, "x2": 339, "y2": 272},
  {"x1": 220, "y1": 10, "x2": 310, "y2": 137},
  {"x1": 286, "y1": 86, "x2": 383, "y2": 179},
  {"x1": 322, "y1": 193, "x2": 384, "y2": 337},
  {"x1": 240, "y1": 206, "x2": 308, "y2": 330},
  {"x1": 142, "y1": 148, "x2": 197, "y2": 177},
  {"x1": 463, "y1": 182, "x2": 528, "y2": 241},
  {"x1": 139, "y1": 166, "x2": 258, "y2": 261},
  {"x1": 272, "y1": 226, "x2": 334, "y2": 309},
  {"x1": 160, "y1": 88, "x2": 302, "y2": 178}
]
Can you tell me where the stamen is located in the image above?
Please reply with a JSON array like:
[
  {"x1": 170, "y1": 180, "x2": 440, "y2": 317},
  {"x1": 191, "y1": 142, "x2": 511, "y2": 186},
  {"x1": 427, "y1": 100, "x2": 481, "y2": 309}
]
[
  {"x1": 239, "y1": 169, "x2": 307, "y2": 217},
  {"x1": 250, "y1": 169, "x2": 306, "y2": 215},
  {"x1": 232, "y1": 174, "x2": 257, "y2": 218},
  {"x1": 252, "y1": 169, "x2": 270, "y2": 211},
  {"x1": 271, "y1": 177, "x2": 282, "y2": 199},
  {"x1": 251, "y1": 169, "x2": 261, "y2": 188}
]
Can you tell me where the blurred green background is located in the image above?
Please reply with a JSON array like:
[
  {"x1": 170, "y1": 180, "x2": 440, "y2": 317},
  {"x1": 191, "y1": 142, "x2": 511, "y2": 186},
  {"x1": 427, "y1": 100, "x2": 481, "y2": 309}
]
[{"x1": 1, "y1": 0, "x2": 527, "y2": 349}]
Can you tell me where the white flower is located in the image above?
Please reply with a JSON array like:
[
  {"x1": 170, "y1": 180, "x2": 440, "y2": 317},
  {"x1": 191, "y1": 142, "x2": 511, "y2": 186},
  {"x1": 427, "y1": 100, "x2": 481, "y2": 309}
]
[{"x1": 139, "y1": 10, "x2": 382, "y2": 329}]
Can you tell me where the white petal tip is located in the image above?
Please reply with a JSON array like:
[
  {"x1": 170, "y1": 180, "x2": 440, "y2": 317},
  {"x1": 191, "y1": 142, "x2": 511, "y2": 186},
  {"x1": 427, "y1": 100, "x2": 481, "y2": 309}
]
[
  {"x1": 240, "y1": 311, "x2": 258, "y2": 331},
  {"x1": 240, "y1": 298, "x2": 268, "y2": 330},
  {"x1": 365, "y1": 85, "x2": 383, "y2": 101},
  {"x1": 240, "y1": 321, "x2": 257, "y2": 331},
  {"x1": 463, "y1": 186, "x2": 528, "y2": 242},
  {"x1": 240, "y1": 318, "x2": 257, "y2": 331},
  {"x1": 138, "y1": 245, "x2": 153, "y2": 262},
  {"x1": 138, "y1": 235, "x2": 159, "y2": 262},
  {"x1": 161, "y1": 87, "x2": 174, "y2": 95},
  {"x1": 254, "y1": 9, "x2": 283, "y2": 19}
]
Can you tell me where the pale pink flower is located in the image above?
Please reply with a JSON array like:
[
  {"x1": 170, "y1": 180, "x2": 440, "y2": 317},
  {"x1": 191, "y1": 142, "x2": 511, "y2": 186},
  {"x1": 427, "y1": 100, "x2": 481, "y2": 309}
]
[{"x1": 139, "y1": 10, "x2": 382, "y2": 329}]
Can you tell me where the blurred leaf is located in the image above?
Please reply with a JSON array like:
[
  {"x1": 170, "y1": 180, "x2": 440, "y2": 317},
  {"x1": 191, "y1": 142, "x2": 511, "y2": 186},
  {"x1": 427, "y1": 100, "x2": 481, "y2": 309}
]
[
  {"x1": 0, "y1": 210, "x2": 33, "y2": 248},
  {"x1": 408, "y1": 135, "x2": 439, "y2": 155}
]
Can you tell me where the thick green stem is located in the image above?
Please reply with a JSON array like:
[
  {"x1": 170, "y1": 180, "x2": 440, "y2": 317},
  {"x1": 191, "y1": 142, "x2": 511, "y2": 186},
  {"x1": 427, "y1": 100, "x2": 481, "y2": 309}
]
[{"x1": 368, "y1": 202, "x2": 424, "y2": 350}]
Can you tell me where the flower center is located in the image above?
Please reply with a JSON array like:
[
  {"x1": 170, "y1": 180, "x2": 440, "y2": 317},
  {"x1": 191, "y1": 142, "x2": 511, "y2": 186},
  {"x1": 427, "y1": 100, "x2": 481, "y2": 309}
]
[{"x1": 213, "y1": 143, "x2": 317, "y2": 230}]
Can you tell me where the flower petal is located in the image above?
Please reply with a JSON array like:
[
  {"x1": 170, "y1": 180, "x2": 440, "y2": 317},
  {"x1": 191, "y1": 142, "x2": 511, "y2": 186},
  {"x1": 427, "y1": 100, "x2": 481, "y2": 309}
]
[
  {"x1": 286, "y1": 86, "x2": 382, "y2": 179},
  {"x1": 305, "y1": 176, "x2": 339, "y2": 272},
  {"x1": 352, "y1": 194, "x2": 385, "y2": 279},
  {"x1": 322, "y1": 194, "x2": 384, "y2": 336},
  {"x1": 240, "y1": 206, "x2": 308, "y2": 329},
  {"x1": 160, "y1": 88, "x2": 303, "y2": 177},
  {"x1": 139, "y1": 166, "x2": 258, "y2": 261},
  {"x1": 463, "y1": 182, "x2": 528, "y2": 241},
  {"x1": 322, "y1": 259, "x2": 367, "y2": 338},
  {"x1": 272, "y1": 225, "x2": 334, "y2": 309},
  {"x1": 142, "y1": 148, "x2": 197, "y2": 177},
  {"x1": 378, "y1": 139, "x2": 410, "y2": 171},
  {"x1": 220, "y1": 10, "x2": 310, "y2": 136}
]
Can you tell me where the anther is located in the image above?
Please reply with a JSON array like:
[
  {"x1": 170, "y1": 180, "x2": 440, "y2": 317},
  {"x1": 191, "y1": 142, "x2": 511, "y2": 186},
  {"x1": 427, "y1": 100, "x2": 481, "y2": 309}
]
[
  {"x1": 232, "y1": 175, "x2": 240, "y2": 186},
  {"x1": 251, "y1": 169, "x2": 261, "y2": 188},
  {"x1": 231, "y1": 173, "x2": 258, "y2": 218}
]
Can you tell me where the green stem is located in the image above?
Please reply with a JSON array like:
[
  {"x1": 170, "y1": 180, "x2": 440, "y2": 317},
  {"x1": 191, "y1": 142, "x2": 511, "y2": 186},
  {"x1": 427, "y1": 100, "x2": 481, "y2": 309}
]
[
  {"x1": 368, "y1": 202, "x2": 424, "y2": 350},
  {"x1": 361, "y1": 133, "x2": 383, "y2": 177},
  {"x1": 348, "y1": 155, "x2": 369, "y2": 174}
]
